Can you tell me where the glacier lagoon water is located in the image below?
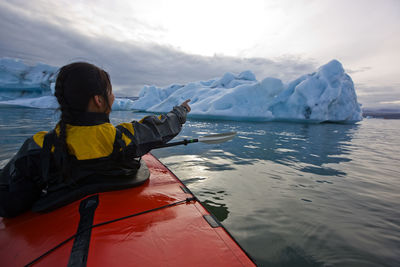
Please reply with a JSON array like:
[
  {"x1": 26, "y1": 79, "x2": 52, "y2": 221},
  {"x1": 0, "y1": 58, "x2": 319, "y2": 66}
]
[{"x1": 0, "y1": 106, "x2": 399, "y2": 266}]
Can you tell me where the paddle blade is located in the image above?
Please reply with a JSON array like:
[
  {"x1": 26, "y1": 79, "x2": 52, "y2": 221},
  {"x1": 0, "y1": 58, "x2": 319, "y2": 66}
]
[{"x1": 198, "y1": 132, "x2": 237, "y2": 144}]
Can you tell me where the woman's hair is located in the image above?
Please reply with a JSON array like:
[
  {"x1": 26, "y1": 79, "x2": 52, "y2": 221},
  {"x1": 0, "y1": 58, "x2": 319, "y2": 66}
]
[
  {"x1": 54, "y1": 62, "x2": 112, "y2": 181},
  {"x1": 55, "y1": 62, "x2": 112, "y2": 115}
]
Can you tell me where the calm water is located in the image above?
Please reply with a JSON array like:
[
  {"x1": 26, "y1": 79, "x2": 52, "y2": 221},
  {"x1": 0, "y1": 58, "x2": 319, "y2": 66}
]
[{"x1": 1, "y1": 106, "x2": 399, "y2": 266}]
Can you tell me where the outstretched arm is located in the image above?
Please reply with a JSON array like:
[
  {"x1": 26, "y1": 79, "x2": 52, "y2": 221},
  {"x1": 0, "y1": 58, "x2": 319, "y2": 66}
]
[{"x1": 117, "y1": 100, "x2": 191, "y2": 156}]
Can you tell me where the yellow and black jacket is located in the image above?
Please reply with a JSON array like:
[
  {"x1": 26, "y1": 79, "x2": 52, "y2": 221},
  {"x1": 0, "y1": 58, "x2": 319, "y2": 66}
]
[{"x1": 0, "y1": 106, "x2": 187, "y2": 217}]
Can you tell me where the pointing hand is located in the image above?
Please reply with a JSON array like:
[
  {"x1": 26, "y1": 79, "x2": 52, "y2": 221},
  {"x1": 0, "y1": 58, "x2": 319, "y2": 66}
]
[{"x1": 180, "y1": 99, "x2": 191, "y2": 113}]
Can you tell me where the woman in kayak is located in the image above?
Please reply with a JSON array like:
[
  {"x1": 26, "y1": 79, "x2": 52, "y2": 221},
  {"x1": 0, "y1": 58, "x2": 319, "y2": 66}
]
[{"x1": 0, "y1": 62, "x2": 191, "y2": 218}]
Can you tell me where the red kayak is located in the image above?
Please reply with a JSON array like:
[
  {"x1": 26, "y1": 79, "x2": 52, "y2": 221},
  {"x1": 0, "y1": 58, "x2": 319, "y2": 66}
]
[{"x1": 0, "y1": 153, "x2": 255, "y2": 266}]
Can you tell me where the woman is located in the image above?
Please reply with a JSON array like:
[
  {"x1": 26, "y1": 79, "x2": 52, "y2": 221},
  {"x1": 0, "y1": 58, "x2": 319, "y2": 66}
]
[{"x1": 0, "y1": 62, "x2": 191, "y2": 218}]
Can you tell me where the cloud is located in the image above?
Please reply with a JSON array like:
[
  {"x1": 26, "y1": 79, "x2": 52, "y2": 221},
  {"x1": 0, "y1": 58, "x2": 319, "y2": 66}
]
[
  {"x1": 380, "y1": 100, "x2": 400, "y2": 105},
  {"x1": 4, "y1": 0, "x2": 397, "y2": 110},
  {"x1": 355, "y1": 84, "x2": 400, "y2": 109},
  {"x1": 346, "y1": 66, "x2": 372, "y2": 75},
  {"x1": 0, "y1": 2, "x2": 317, "y2": 96}
]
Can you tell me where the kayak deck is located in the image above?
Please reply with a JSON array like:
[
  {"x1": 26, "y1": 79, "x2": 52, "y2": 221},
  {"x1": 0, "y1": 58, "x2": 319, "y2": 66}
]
[{"x1": 0, "y1": 153, "x2": 255, "y2": 266}]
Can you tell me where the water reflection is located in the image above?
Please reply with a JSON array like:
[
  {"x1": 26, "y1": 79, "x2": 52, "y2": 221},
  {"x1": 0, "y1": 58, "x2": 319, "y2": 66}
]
[
  {"x1": 154, "y1": 120, "x2": 360, "y2": 178},
  {"x1": 183, "y1": 182, "x2": 229, "y2": 224},
  {"x1": 201, "y1": 200, "x2": 229, "y2": 222},
  {"x1": 0, "y1": 107, "x2": 59, "y2": 162},
  {"x1": 276, "y1": 246, "x2": 324, "y2": 267}
]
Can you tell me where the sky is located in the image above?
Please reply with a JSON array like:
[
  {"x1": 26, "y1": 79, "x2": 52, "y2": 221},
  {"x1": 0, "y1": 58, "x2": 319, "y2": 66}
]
[{"x1": 0, "y1": 0, "x2": 399, "y2": 109}]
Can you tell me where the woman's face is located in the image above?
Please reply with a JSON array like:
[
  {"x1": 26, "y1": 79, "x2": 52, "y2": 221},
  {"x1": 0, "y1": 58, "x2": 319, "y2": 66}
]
[{"x1": 106, "y1": 86, "x2": 115, "y2": 114}]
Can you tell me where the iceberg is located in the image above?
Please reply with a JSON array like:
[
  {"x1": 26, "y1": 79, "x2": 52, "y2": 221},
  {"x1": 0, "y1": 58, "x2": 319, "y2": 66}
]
[
  {"x1": 133, "y1": 60, "x2": 362, "y2": 122},
  {"x1": 0, "y1": 95, "x2": 136, "y2": 111},
  {"x1": 0, "y1": 96, "x2": 59, "y2": 109},
  {"x1": 0, "y1": 58, "x2": 57, "y2": 101},
  {"x1": 0, "y1": 58, "x2": 136, "y2": 110},
  {"x1": 0, "y1": 58, "x2": 362, "y2": 123}
]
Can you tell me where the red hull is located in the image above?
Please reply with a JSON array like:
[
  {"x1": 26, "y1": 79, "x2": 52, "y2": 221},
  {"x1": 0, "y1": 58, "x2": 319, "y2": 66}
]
[{"x1": 0, "y1": 154, "x2": 255, "y2": 266}]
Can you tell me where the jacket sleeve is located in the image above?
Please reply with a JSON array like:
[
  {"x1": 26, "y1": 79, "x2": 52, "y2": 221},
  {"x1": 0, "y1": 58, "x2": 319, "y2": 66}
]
[
  {"x1": 0, "y1": 138, "x2": 42, "y2": 218},
  {"x1": 117, "y1": 105, "x2": 188, "y2": 157}
]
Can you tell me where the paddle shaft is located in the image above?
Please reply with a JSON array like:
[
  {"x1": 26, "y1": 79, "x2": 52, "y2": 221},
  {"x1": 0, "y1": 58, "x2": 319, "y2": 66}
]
[
  {"x1": 153, "y1": 132, "x2": 236, "y2": 149},
  {"x1": 154, "y1": 139, "x2": 199, "y2": 148}
]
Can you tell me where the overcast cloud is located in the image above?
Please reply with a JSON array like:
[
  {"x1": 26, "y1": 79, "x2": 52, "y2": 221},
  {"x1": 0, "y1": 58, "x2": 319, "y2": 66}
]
[
  {"x1": 0, "y1": 3, "x2": 318, "y2": 96},
  {"x1": 0, "y1": 0, "x2": 399, "y2": 109}
]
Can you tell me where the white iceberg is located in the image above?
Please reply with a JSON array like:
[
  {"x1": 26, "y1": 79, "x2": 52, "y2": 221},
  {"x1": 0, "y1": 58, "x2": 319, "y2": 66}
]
[
  {"x1": 0, "y1": 95, "x2": 136, "y2": 111},
  {"x1": 0, "y1": 96, "x2": 59, "y2": 109},
  {"x1": 0, "y1": 58, "x2": 136, "y2": 111},
  {"x1": 0, "y1": 58, "x2": 57, "y2": 101},
  {"x1": 110, "y1": 98, "x2": 137, "y2": 111},
  {"x1": 0, "y1": 57, "x2": 362, "y2": 123},
  {"x1": 133, "y1": 60, "x2": 362, "y2": 122}
]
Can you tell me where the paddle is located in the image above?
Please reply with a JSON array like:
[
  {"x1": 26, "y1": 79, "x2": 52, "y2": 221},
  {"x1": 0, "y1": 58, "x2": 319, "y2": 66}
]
[{"x1": 154, "y1": 132, "x2": 237, "y2": 149}]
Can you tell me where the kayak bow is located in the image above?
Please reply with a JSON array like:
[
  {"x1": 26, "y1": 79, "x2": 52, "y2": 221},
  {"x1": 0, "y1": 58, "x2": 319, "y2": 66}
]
[{"x1": 0, "y1": 153, "x2": 255, "y2": 266}]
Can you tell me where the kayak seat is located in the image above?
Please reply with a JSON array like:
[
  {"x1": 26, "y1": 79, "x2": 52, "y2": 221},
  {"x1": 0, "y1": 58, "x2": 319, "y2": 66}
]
[{"x1": 31, "y1": 160, "x2": 150, "y2": 213}]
